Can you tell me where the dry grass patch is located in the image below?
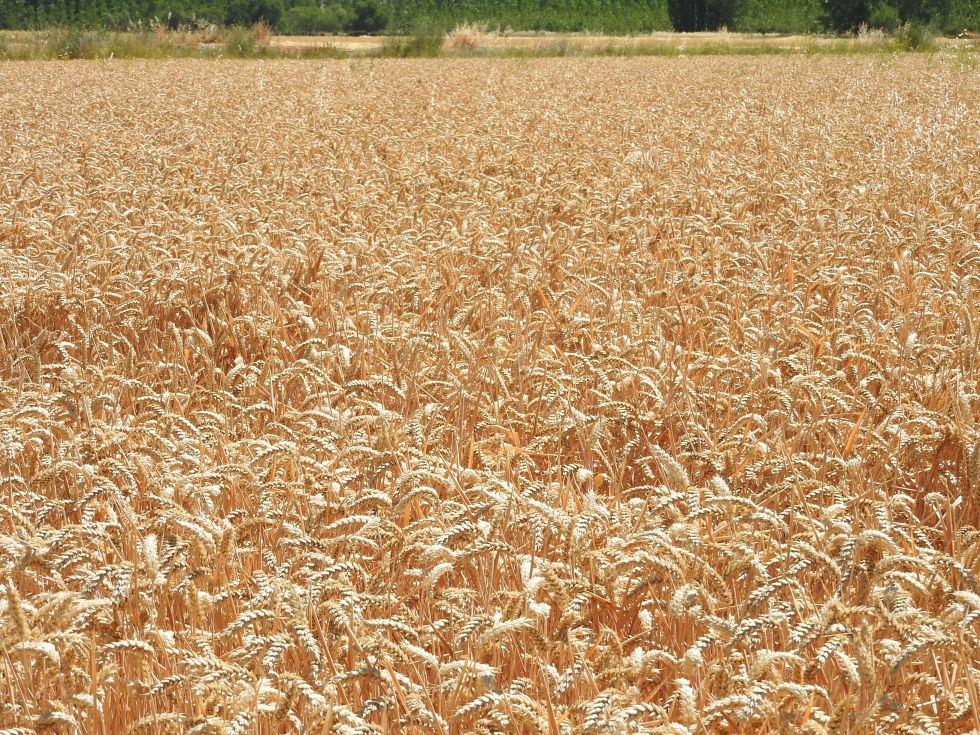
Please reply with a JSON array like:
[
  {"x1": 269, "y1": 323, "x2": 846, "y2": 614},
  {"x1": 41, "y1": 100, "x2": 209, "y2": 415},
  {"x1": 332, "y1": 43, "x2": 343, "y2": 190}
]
[
  {"x1": 446, "y1": 24, "x2": 489, "y2": 51},
  {"x1": 1, "y1": 56, "x2": 980, "y2": 734}
]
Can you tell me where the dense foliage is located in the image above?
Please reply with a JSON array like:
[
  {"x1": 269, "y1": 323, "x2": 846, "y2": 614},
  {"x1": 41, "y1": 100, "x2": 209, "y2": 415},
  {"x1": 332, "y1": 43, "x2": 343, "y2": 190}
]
[
  {"x1": 666, "y1": 0, "x2": 736, "y2": 30},
  {"x1": 824, "y1": 0, "x2": 980, "y2": 30},
  {"x1": 0, "y1": 0, "x2": 977, "y2": 31},
  {"x1": 383, "y1": 0, "x2": 671, "y2": 33}
]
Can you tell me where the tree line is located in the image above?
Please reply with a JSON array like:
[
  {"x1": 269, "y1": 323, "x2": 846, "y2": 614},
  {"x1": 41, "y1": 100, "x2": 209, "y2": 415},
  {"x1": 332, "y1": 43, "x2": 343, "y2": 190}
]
[{"x1": 0, "y1": 0, "x2": 977, "y2": 34}]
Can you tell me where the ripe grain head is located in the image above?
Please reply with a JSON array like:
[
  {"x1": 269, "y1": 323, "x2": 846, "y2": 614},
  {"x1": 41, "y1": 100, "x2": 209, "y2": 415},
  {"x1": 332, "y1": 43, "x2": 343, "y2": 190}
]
[{"x1": 0, "y1": 55, "x2": 979, "y2": 734}]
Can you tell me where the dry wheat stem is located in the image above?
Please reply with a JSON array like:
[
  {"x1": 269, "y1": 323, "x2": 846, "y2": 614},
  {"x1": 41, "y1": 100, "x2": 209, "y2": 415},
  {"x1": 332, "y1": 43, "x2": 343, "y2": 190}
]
[{"x1": 0, "y1": 56, "x2": 979, "y2": 735}]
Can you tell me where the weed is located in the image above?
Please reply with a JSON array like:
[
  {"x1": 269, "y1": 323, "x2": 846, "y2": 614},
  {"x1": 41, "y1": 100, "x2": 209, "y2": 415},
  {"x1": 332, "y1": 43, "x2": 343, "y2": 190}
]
[
  {"x1": 223, "y1": 23, "x2": 271, "y2": 56},
  {"x1": 896, "y1": 21, "x2": 938, "y2": 51},
  {"x1": 45, "y1": 27, "x2": 106, "y2": 58},
  {"x1": 378, "y1": 30, "x2": 444, "y2": 57}
]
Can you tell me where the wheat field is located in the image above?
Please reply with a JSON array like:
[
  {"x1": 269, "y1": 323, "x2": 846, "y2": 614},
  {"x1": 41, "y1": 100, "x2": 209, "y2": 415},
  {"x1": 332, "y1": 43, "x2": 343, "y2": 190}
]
[{"x1": 1, "y1": 56, "x2": 979, "y2": 735}]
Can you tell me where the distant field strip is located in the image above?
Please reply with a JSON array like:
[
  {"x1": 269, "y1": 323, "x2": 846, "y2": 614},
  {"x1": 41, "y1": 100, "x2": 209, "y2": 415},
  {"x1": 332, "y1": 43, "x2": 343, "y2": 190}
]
[
  {"x1": 1, "y1": 29, "x2": 978, "y2": 59},
  {"x1": 1, "y1": 58, "x2": 980, "y2": 734}
]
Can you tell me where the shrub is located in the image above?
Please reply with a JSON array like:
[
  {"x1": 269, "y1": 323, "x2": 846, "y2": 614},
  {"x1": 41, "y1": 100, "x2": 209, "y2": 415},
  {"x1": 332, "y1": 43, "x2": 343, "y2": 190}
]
[
  {"x1": 896, "y1": 19, "x2": 936, "y2": 48},
  {"x1": 379, "y1": 30, "x2": 443, "y2": 56},
  {"x1": 46, "y1": 28, "x2": 105, "y2": 58},
  {"x1": 224, "y1": 24, "x2": 255, "y2": 54},
  {"x1": 446, "y1": 23, "x2": 484, "y2": 50}
]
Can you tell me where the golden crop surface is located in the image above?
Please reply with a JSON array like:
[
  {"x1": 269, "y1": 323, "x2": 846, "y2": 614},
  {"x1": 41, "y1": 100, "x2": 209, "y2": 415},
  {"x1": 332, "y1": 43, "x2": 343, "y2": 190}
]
[{"x1": 1, "y1": 56, "x2": 979, "y2": 735}]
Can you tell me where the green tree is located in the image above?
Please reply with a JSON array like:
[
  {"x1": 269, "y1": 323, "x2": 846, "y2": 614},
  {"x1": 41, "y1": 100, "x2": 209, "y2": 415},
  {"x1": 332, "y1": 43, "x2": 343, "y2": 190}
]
[
  {"x1": 225, "y1": 0, "x2": 283, "y2": 26},
  {"x1": 667, "y1": 0, "x2": 705, "y2": 29},
  {"x1": 346, "y1": 0, "x2": 388, "y2": 32},
  {"x1": 822, "y1": 0, "x2": 871, "y2": 30},
  {"x1": 667, "y1": 0, "x2": 737, "y2": 29}
]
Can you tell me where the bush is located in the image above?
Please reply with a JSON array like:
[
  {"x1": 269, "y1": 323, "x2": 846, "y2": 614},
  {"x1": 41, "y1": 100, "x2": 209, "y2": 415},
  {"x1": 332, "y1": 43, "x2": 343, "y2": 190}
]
[
  {"x1": 347, "y1": 0, "x2": 389, "y2": 33},
  {"x1": 225, "y1": 0, "x2": 283, "y2": 28},
  {"x1": 224, "y1": 23, "x2": 268, "y2": 54},
  {"x1": 868, "y1": 2, "x2": 901, "y2": 28},
  {"x1": 446, "y1": 23, "x2": 483, "y2": 50},
  {"x1": 379, "y1": 30, "x2": 443, "y2": 56},
  {"x1": 896, "y1": 19, "x2": 936, "y2": 48},
  {"x1": 46, "y1": 28, "x2": 105, "y2": 58},
  {"x1": 283, "y1": 4, "x2": 348, "y2": 34}
]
